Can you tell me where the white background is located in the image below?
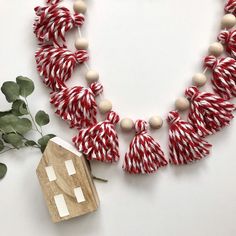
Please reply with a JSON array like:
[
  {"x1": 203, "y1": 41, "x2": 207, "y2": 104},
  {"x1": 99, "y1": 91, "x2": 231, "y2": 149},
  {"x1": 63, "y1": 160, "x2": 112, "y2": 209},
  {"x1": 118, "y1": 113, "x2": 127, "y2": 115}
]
[{"x1": 0, "y1": 0, "x2": 236, "y2": 235}]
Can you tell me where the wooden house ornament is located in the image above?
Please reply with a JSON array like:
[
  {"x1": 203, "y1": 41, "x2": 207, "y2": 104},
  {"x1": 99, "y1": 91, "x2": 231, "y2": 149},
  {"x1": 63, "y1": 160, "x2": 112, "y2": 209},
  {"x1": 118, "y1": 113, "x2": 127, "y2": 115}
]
[{"x1": 36, "y1": 137, "x2": 100, "y2": 223}]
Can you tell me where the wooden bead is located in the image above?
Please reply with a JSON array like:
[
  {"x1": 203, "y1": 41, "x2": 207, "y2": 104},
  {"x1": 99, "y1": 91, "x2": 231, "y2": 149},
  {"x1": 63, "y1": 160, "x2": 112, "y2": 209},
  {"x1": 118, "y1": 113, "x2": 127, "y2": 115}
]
[
  {"x1": 221, "y1": 14, "x2": 236, "y2": 29},
  {"x1": 98, "y1": 100, "x2": 112, "y2": 114},
  {"x1": 86, "y1": 70, "x2": 99, "y2": 83},
  {"x1": 192, "y1": 73, "x2": 207, "y2": 87},
  {"x1": 175, "y1": 97, "x2": 190, "y2": 111},
  {"x1": 73, "y1": 0, "x2": 87, "y2": 14},
  {"x1": 208, "y1": 42, "x2": 224, "y2": 57},
  {"x1": 149, "y1": 116, "x2": 163, "y2": 129},
  {"x1": 75, "y1": 38, "x2": 89, "y2": 50},
  {"x1": 120, "y1": 118, "x2": 134, "y2": 131}
]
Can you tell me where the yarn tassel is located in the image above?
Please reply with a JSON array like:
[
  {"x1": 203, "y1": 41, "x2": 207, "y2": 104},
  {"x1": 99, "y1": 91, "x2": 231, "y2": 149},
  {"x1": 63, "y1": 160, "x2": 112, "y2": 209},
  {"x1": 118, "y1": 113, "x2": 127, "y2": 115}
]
[
  {"x1": 50, "y1": 82, "x2": 103, "y2": 128},
  {"x1": 46, "y1": 0, "x2": 61, "y2": 5},
  {"x1": 73, "y1": 111, "x2": 120, "y2": 163},
  {"x1": 167, "y1": 111, "x2": 212, "y2": 165},
  {"x1": 218, "y1": 30, "x2": 236, "y2": 58},
  {"x1": 34, "y1": 5, "x2": 85, "y2": 46},
  {"x1": 204, "y1": 55, "x2": 236, "y2": 100},
  {"x1": 35, "y1": 44, "x2": 88, "y2": 91},
  {"x1": 225, "y1": 0, "x2": 236, "y2": 15},
  {"x1": 123, "y1": 120, "x2": 168, "y2": 174},
  {"x1": 185, "y1": 86, "x2": 235, "y2": 137}
]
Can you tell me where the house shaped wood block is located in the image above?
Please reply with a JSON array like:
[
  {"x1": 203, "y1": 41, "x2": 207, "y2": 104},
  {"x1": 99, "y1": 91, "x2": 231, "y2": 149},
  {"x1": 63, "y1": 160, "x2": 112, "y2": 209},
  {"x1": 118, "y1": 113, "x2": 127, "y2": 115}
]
[{"x1": 36, "y1": 137, "x2": 100, "y2": 223}]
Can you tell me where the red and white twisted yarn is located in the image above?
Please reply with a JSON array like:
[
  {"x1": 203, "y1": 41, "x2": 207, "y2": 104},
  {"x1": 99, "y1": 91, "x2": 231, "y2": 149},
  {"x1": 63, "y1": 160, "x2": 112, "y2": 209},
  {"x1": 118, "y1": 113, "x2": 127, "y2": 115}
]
[
  {"x1": 123, "y1": 120, "x2": 168, "y2": 174},
  {"x1": 50, "y1": 82, "x2": 103, "y2": 128},
  {"x1": 34, "y1": 5, "x2": 85, "y2": 47},
  {"x1": 73, "y1": 111, "x2": 120, "y2": 163},
  {"x1": 167, "y1": 111, "x2": 212, "y2": 165},
  {"x1": 46, "y1": 0, "x2": 62, "y2": 5},
  {"x1": 225, "y1": 0, "x2": 236, "y2": 15},
  {"x1": 35, "y1": 44, "x2": 88, "y2": 91},
  {"x1": 218, "y1": 30, "x2": 236, "y2": 58},
  {"x1": 204, "y1": 55, "x2": 236, "y2": 100},
  {"x1": 185, "y1": 86, "x2": 235, "y2": 137}
]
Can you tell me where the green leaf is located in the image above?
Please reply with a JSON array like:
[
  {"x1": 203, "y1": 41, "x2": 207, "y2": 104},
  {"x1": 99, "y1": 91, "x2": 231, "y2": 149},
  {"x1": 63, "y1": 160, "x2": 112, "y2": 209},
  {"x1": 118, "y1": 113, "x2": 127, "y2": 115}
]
[
  {"x1": 0, "y1": 163, "x2": 7, "y2": 179},
  {"x1": 35, "y1": 110, "x2": 50, "y2": 126},
  {"x1": 16, "y1": 76, "x2": 34, "y2": 97},
  {"x1": 3, "y1": 133, "x2": 23, "y2": 148},
  {"x1": 12, "y1": 99, "x2": 28, "y2": 116},
  {"x1": 38, "y1": 134, "x2": 56, "y2": 153},
  {"x1": 0, "y1": 110, "x2": 12, "y2": 118},
  {"x1": 0, "y1": 115, "x2": 32, "y2": 135},
  {"x1": 0, "y1": 140, "x2": 4, "y2": 151},
  {"x1": 25, "y1": 140, "x2": 37, "y2": 147},
  {"x1": 0, "y1": 114, "x2": 19, "y2": 133},
  {"x1": 1, "y1": 81, "x2": 19, "y2": 102}
]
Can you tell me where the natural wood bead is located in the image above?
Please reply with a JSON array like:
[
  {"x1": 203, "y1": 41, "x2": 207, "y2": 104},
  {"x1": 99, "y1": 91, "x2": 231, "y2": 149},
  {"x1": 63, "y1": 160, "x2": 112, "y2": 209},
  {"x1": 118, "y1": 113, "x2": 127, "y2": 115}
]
[
  {"x1": 98, "y1": 100, "x2": 112, "y2": 114},
  {"x1": 149, "y1": 116, "x2": 163, "y2": 129},
  {"x1": 73, "y1": 0, "x2": 87, "y2": 14},
  {"x1": 221, "y1": 14, "x2": 236, "y2": 29},
  {"x1": 120, "y1": 118, "x2": 134, "y2": 131},
  {"x1": 85, "y1": 70, "x2": 99, "y2": 83},
  {"x1": 175, "y1": 97, "x2": 190, "y2": 111},
  {"x1": 75, "y1": 38, "x2": 89, "y2": 50},
  {"x1": 192, "y1": 73, "x2": 207, "y2": 87},
  {"x1": 208, "y1": 42, "x2": 224, "y2": 57}
]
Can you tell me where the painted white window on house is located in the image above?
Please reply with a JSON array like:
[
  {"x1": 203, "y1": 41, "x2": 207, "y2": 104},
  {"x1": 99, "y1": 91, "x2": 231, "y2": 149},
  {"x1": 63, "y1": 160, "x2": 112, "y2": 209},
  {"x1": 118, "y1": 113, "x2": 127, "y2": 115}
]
[
  {"x1": 54, "y1": 194, "x2": 70, "y2": 218},
  {"x1": 65, "y1": 160, "x2": 76, "y2": 176},
  {"x1": 74, "y1": 187, "x2": 86, "y2": 203},
  {"x1": 45, "y1": 166, "x2": 57, "y2": 181}
]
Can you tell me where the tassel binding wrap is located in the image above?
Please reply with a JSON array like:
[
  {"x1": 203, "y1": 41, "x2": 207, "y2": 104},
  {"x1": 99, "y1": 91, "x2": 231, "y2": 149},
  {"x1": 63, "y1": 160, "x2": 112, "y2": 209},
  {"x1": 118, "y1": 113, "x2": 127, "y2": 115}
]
[
  {"x1": 218, "y1": 30, "x2": 236, "y2": 58},
  {"x1": 46, "y1": 0, "x2": 61, "y2": 4},
  {"x1": 72, "y1": 111, "x2": 120, "y2": 163},
  {"x1": 34, "y1": 5, "x2": 85, "y2": 47},
  {"x1": 123, "y1": 120, "x2": 168, "y2": 174},
  {"x1": 167, "y1": 111, "x2": 212, "y2": 165},
  {"x1": 35, "y1": 45, "x2": 88, "y2": 91},
  {"x1": 185, "y1": 86, "x2": 235, "y2": 137},
  {"x1": 225, "y1": 0, "x2": 236, "y2": 15},
  {"x1": 204, "y1": 55, "x2": 236, "y2": 100},
  {"x1": 50, "y1": 82, "x2": 103, "y2": 128}
]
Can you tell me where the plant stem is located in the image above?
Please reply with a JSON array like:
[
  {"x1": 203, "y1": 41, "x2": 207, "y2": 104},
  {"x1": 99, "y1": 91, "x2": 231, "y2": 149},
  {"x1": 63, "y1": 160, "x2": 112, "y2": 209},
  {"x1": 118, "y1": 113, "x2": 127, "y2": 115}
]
[
  {"x1": 24, "y1": 98, "x2": 43, "y2": 137},
  {"x1": 0, "y1": 147, "x2": 15, "y2": 155},
  {"x1": 92, "y1": 175, "x2": 108, "y2": 183}
]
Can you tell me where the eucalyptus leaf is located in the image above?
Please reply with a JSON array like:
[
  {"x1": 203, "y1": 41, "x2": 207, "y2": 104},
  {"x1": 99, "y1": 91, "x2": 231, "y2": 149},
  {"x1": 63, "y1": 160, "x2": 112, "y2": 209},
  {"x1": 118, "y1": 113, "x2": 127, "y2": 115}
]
[
  {"x1": 12, "y1": 99, "x2": 28, "y2": 116},
  {"x1": 14, "y1": 118, "x2": 32, "y2": 135},
  {"x1": 1, "y1": 81, "x2": 19, "y2": 102},
  {"x1": 16, "y1": 76, "x2": 34, "y2": 97},
  {"x1": 38, "y1": 134, "x2": 56, "y2": 153},
  {"x1": 25, "y1": 140, "x2": 37, "y2": 147},
  {"x1": 35, "y1": 110, "x2": 50, "y2": 126},
  {"x1": 0, "y1": 163, "x2": 7, "y2": 179},
  {"x1": 0, "y1": 110, "x2": 12, "y2": 118},
  {"x1": 3, "y1": 133, "x2": 23, "y2": 148},
  {"x1": 0, "y1": 140, "x2": 4, "y2": 151}
]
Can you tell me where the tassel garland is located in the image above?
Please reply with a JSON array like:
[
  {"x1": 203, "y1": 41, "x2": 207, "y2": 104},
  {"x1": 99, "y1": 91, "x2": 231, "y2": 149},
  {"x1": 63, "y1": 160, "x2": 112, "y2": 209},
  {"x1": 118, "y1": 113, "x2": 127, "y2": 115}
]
[
  {"x1": 123, "y1": 120, "x2": 168, "y2": 174},
  {"x1": 34, "y1": 5, "x2": 85, "y2": 46},
  {"x1": 185, "y1": 86, "x2": 235, "y2": 137},
  {"x1": 218, "y1": 30, "x2": 236, "y2": 58},
  {"x1": 35, "y1": 44, "x2": 88, "y2": 91},
  {"x1": 225, "y1": 0, "x2": 236, "y2": 15},
  {"x1": 204, "y1": 55, "x2": 236, "y2": 100},
  {"x1": 73, "y1": 111, "x2": 120, "y2": 163},
  {"x1": 167, "y1": 111, "x2": 212, "y2": 165},
  {"x1": 50, "y1": 82, "x2": 103, "y2": 128}
]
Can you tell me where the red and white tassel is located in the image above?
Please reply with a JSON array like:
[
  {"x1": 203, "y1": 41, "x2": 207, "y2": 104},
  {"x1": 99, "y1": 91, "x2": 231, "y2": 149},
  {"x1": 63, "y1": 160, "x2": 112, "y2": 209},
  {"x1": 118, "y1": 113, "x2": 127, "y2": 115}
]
[
  {"x1": 185, "y1": 86, "x2": 235, "y2": 137},
  {"x1": 73, "y1": 111, "x2": 120, "y2": 163},
  {"x1": 204, "y1": 55, "x2": 236, "y2": 100},
  {"x1": 167, "y1": 111, "x2": 212, "y2": 165},
  {"x1": 123, "y1": 120, "x2": 168, "y2": 174},
  {"x1": 50, "y1": 82, "x2": 103, "y2": 128},
  {"x1": 46, "y1": 0, "x2": 61, "y2": 5},
  {"x1": 225, "y1": 0, "x2": 236, "y2": 15},
  {"x1": 35, "y1": 44, "x2": 88, "y2": 91},
  {"x1": 34, "y1": 5, "x2": 85, "y2": 46},
  {"x1": 218, "y1": 30, "x2": 236, "y2": 58}
]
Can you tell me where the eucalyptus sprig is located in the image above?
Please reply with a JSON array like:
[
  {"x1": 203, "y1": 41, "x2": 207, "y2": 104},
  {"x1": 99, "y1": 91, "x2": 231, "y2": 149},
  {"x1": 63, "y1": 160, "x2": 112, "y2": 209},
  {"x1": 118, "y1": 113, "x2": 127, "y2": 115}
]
[{"x1": 0, "y1": 76, "x2": 56, "y2": 179}]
